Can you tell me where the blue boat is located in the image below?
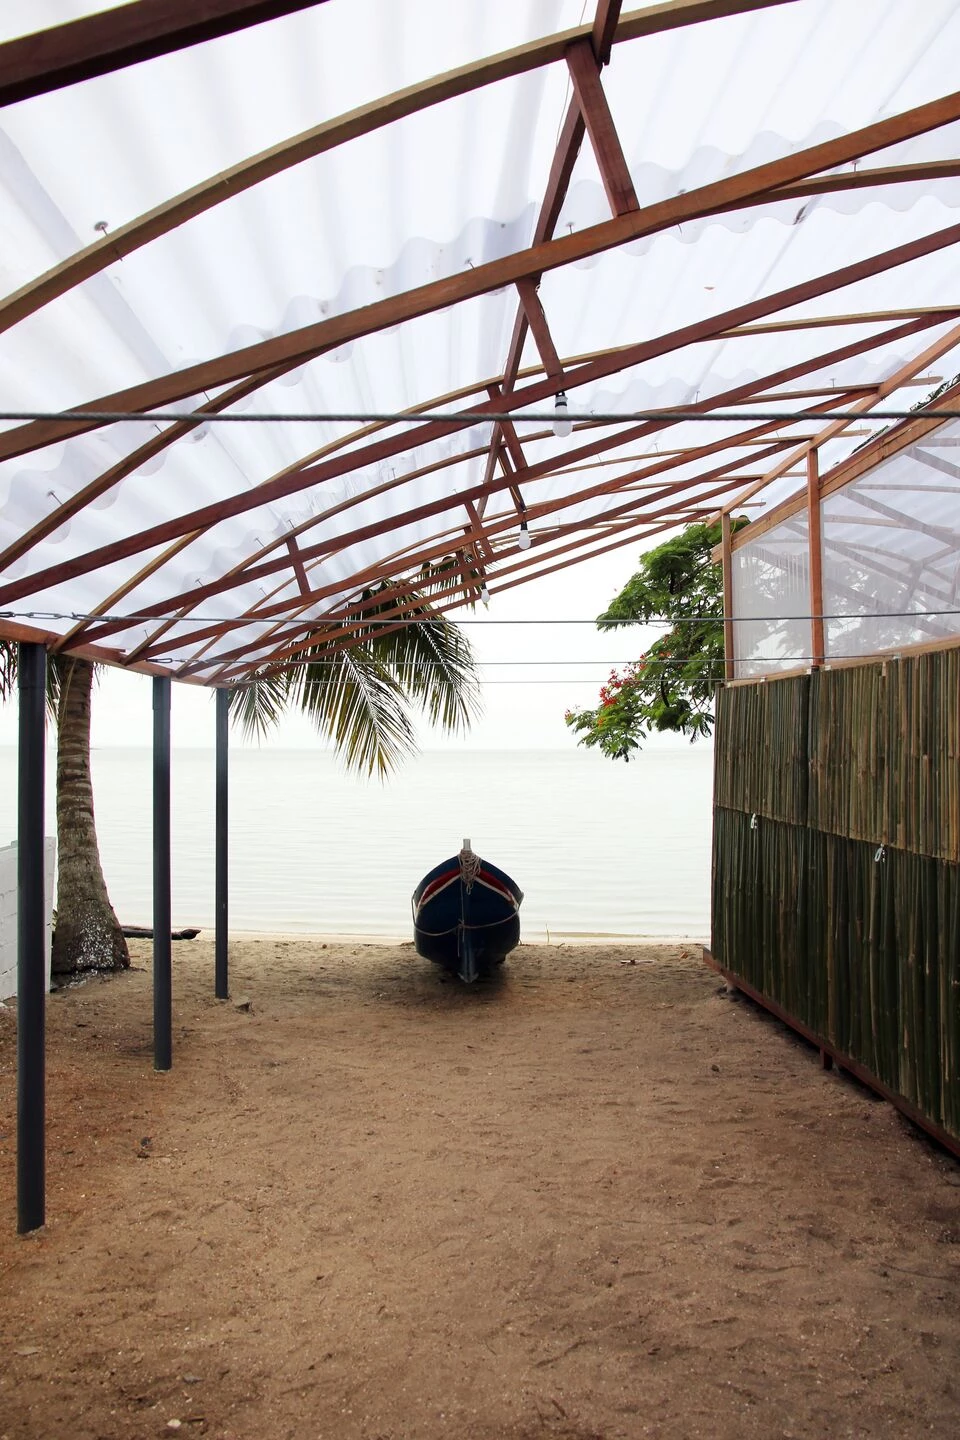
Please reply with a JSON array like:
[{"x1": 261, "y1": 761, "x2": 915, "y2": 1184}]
[{"x1": 411, "y1": 840, "x2": 523, "y2": 983}]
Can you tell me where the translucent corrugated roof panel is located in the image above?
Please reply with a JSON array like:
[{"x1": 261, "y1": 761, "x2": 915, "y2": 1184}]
[{"x1": 2, "y1": 0, "x2": 960, "y2": 681}]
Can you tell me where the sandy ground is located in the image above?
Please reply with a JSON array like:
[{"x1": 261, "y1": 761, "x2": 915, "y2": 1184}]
[{"x1": 1, "y1": 937, "x2": 959, "y2": 1440}]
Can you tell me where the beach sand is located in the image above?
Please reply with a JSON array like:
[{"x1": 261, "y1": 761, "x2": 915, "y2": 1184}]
[{"x1": 1, "y1": 936, "x2": 959, "y2": 1439}]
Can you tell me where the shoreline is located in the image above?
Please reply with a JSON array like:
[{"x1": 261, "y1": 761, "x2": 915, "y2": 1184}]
[{"x1": 173, "y1": 928, "x2": 711, "y2": 947}]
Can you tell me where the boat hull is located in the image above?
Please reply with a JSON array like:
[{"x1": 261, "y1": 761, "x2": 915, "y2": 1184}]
[{"x1": 412, "y1": 855, "x2": 523, "y2": 983}]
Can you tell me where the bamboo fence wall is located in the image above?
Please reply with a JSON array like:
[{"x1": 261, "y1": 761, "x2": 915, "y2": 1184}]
[{"x1": 713, "y1": 652, "x2": 960, "y2": 1142}]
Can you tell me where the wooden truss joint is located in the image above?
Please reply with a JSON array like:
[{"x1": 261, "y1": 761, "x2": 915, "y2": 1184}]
[{"x1": 564, "y1": 37, "x2": 638, "y2": 216}]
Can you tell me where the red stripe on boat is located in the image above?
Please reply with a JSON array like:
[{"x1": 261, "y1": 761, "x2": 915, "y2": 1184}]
[
  {"x1": 477, "y1": 870, "x2": 517, "y2": 904},
  {"x1": 417, "y1": 868, "x2": 459, "y2": 907}
]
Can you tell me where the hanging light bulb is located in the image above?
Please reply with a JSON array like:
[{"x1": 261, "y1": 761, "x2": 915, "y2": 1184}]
[
  {"x1": 517, "y1": 519, "x2": 532, "y2": 550},
  {"x1": 480, "y1": 583, "x2": 490, "y2": 606},
  {"x1": 553, "y1": 390, "x2": 572, "y2": 439}
]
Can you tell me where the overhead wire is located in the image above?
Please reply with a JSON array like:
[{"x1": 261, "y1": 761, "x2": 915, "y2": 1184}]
[
  {"x1": 4, "y1": 607, "x2": 960, "y2": 626},
  {"x1": 1, "y1": 406, "x2": 958, "y2": 426}
]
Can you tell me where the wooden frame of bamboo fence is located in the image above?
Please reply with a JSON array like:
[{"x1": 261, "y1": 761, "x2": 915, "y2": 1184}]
[
  {"x1": 712, "y1": 652, "x2": 960, "y2": 1156},
  {"x1": 702, "y1": 946, "x2": 960, "y2": 1162}
]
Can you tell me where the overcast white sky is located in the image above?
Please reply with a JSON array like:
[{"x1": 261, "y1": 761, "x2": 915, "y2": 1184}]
[{"x1": 0, "y1": 542, "x2": 683, "y2": 752}]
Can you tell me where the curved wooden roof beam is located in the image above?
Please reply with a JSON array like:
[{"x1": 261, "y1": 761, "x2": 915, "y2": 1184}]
[
  {"x1": 149, "y1": 429, "x2": 803, "y2": 671},
  {"x1": 30, "y1": 299, "x2": 958, "y2": 648},
  {"x1": 0, "y1": 1, "x2": 332, "y2": 106},
  {"x1": 3, "y1": 84, "x2": 960, "y2": 467},
  {"x1": 208, "y1": 467, "x2": 759, "y2": 682},
  {"x1": 60, "y1": 307, "x2": 941, "y2": 660},
  {"x1": 142, "y1": 386, "x2": 869, "y2": 672},
  {"x1": 0, "y1": 1, "x2": 792, "y2": 336},
  {"x1": 10, "y1": 295, "x2": 952, "y2": 627}
]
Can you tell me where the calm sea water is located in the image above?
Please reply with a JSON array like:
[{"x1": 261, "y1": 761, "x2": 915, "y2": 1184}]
[{"x1": 0, "y1": 746, "x2": 714, "y2": 940}]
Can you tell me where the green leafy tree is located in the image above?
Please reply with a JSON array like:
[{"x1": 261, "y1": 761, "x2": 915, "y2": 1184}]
[{"x1": 565, "y1": 519, "x2": 746, "y2": 761}]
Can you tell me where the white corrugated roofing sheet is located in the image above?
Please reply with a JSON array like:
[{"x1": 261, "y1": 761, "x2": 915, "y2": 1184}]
[{"x1": 1, "y1": 0, "x2": 960, "y2": 679}]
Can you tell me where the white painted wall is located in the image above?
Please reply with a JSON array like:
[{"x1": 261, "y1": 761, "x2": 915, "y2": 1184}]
[{"x1": 0, "y1": 839, "x2": 56, "y2": 1002}]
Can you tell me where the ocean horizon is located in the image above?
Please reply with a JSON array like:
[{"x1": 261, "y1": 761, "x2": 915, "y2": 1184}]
[{"x1": 0, "y1": 744, "x2": 715, "y2": 942}]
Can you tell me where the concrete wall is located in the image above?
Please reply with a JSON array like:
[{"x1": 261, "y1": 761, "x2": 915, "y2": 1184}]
[{"x1": 0, "y1": 838, "x2": 56, "y2": 1002}]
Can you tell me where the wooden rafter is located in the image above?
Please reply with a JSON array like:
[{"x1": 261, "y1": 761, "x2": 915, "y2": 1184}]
[
  {"x1": 123, "y1": 388, "x2": 863, "y2": 671},
  {"x1": 205, "y1": 470, "x2": 758, "y2": 683},
  {"x1": 0, "y1": 1, "x2": 331, "y2": 107},
  {"x1": 725, "y1": 375, "x2": 960, "y2": 551},
  {"x1": 76, "y1": 326, "x2": 942, "y2": 653},
  {"x1": 27, "y1": 306, "x2": 953, "y2": 650},
  {"x1": 718, "y1": 323, "x2": 960, "y2": 526},
  {"x1": 129, "y1": 423, "x2": 799, "y2": 664},
  {"x1": 110, "y1": 427, "x2": 782, "y2": 672},
  {"x1": 515, "y1": 280, "x2": 565, "y2": 379},
  {"x1": 7, "y1": 219, "x2": 960, "y2": 633},
  {"x1": 565, "y1": 38, "x2": 639, "y2": 215},
  {"x1": 0, "y1": 0, "x2": 793, "y2": 335},
  {"x1": 5, "y1": 83, "x2": 959, "y2": 470},
  {"x1": 196, "y1": 498, "x2": 735, "y2": 685},
  {"x1": 58, "y1": 303, "x2": 940, "y2": 652}
]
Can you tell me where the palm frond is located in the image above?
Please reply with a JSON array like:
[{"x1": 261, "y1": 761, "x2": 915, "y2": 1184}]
[
  {"x1": 289, "y1": 643, "x2": 417, "y2": 778},
  {"x1": 417, "y1": 554, "x2": 480, "y2": 602},
  {"x1": 1, "y1": 642, "x2": 66, "y2": 720},
  {"x1": 229, "y1": 672, "x2": 292, "y2": 740},
  {"x1": 0, "y1": 641, "x2": 15, "y2": 702},
  {"x1": 376, "y1": 610, "x2": 482, "y2": 734}
]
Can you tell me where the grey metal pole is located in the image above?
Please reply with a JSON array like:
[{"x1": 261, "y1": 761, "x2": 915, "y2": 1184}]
[
  {"x1": 17, "y1": 642, "x2": 46, "y2": 1234},
  {"x1": 215, "y1": 687, "x2": 229, "y2": 999},
  {"x1": 153, "y1": 676, "x2": 172, "y2": 1071}
]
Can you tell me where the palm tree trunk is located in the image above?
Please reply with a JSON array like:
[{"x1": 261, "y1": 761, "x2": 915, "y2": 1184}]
[{"x1": 51, "y1": 659, "x2": 129, "y2": 975}]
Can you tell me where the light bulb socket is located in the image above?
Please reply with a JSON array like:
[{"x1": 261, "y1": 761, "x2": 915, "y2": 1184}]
[{"x1": 553, "y1": 390, "x2": 572, "y2": 439}]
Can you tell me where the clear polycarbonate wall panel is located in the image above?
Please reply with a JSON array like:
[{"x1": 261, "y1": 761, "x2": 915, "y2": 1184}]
[
  {"x1": 732, "y1": 514, "x2": 811, "y2": 679},
  {"x1": 822, "y1": 418, "x2": 960, "y2": 660}
]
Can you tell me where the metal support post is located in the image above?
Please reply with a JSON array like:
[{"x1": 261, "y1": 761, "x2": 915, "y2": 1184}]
[
  {"x1": 720, "y1": 512, "x2": 735, "y2": 681},
  {"x1": 152, "y1": 676, "x2": 172, "y2": 1071},
  {"x1": 215, "y1": 687, "x2": 229, "y2": 999},
  {"x1": 807, "y1": 447, "x2": 825, "y2": 668},
  {"x1": 17, "y1": 642, "x2": 46, "y2": 1234}
]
